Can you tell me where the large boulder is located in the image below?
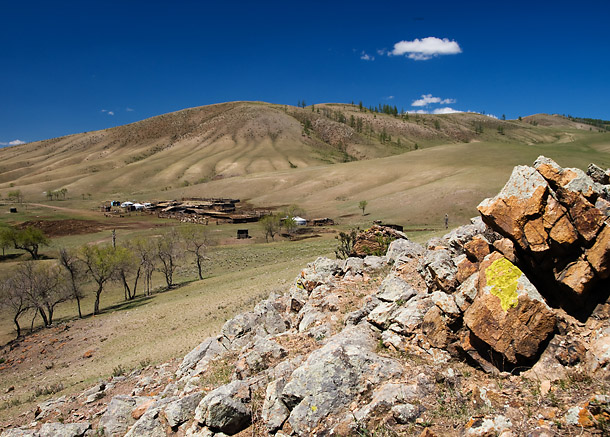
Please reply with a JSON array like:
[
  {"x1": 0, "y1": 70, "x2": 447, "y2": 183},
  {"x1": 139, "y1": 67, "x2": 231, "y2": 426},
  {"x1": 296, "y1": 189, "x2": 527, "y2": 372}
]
[
  {"x1": 98, "y1": 395, "x2": 148, "y2": 436},
  {"x1": 463, "y1": 253, "x2": 556, "y2": 366},
  {"x1": 280, "y1": 324, "x2": 402, "y2": 435},
  {"x1": 193, "y1": 380, "x2": 251, "y2": 435}
]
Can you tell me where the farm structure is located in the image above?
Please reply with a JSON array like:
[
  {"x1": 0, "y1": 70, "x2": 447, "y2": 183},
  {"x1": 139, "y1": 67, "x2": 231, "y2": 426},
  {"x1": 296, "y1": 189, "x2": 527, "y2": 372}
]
[{"x1": 150, "y1": 198, "x2": 267, "y2": 224}]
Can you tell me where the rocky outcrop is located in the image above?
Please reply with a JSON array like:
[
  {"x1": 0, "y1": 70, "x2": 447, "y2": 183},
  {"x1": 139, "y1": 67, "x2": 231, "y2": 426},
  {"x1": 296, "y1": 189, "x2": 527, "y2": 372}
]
[
  {"x1": 478, "y1": 156, "x2": 610, "y2": 316},
  {"x1": 3, "y1": 157, "x2": 610, "y2": 436}
]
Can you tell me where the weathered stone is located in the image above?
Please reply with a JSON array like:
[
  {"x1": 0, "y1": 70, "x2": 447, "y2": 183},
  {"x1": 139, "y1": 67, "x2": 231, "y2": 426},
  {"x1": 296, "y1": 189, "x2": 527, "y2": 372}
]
[
  {"x1": 194, "y1": 381, "x2": 251, "y2": 435},
  {"x1": 261, "y1": 379, "x2": 290, "y2": 433},
  {"x1": 585, "y1": 327, "x2": 610, "y2": 374},
  {"x1": 558, "y1": 190, "x2": 604, "y2": 242},
  {"x1": 554, "y1": 259, "x2": 595, "y2": 295},
  {"x1": 492, "y1": 238, "x2": 517, "y2": 263},
  {"x1": 523, "y1": 217, "x2": 549, "y2": 252},
  {"x1": 386, "y1": 238, "x2": 424, "y2": 264},
  {"x1": 280, "y1": 324, "x2": 402, "y2": 435},
  {"x1": 235, "y1": 337, "x2": 287, "y2": 378},
  {"x1": 392, "y1": 403, "x2": 420, "y2": 424},
  {"x1": 98, "y1": 395, "x2": 148, "y2": 436},
  {"x1": 586, "y1": 224, "x2": 610, "y2": 278},
  {"x1": 177, "y1": 336, "x2": 226, "y2": 378},
  {"x1": 464, "y1": 253, "x2": 556, "y2": 364},
  {"x1": 421, "y1": 249, "x2": 458, "y2": 292},
  {"x1": 165, "y1": 392, "x2": 204, "y2": 428},
  {"x1": 422, "y1": 306, "x2": 455, "y2": 349},
  {"x1": 478, "y1": 165, "x2": 549, "y2": 250},
  {"x1": 38, "y1": 423, "x2": 90, "y2": 437},
  {"x1": 367, "y1": 301, "x2": 397, "y2": 330},
  {"x1": 131, "y1": 399, "x2": 154, "y2": 420},
  {"x1": 298, "y1": 257, "x2": 342, "y2": 291},
  {"x1": 456, "y1": 256, "x2": 479, "y2": 284},
  {"x1": 376, "y1": 275, "x2": 417, "y2": 303},
  {"x1": 351, "y1": 382, "x2": 423, "y2": 424},
  {"x1": 0, "y1": 428, "x2": 37, "y2": 437},
  {"x1": 455, "y1": 272, "x2": 479, "y2": 312},
  {"x1": 595, "y1": 197, "x2": 610, "y2": 217},
  {"x1": 35, "y1": 396, "x2": 66, "y2": 419},
  {"x1": 388, "y1": 296, "x2": 436, "y2": 335},
  {"x1": 464, "y1": 236, "x2": 491, "y2": 262},
  {"x1": 443, "y1": 217, "x2": 490, "y2": 255},
  {"x1": 125, "y1": 397, "x2": 175, "y2": 437},
  {"x1": 465, "y1": 415, "x2": 512, "y2": 436},
  {"x1": 587, "y1": 163, "x2": 610, "y2": 185}
]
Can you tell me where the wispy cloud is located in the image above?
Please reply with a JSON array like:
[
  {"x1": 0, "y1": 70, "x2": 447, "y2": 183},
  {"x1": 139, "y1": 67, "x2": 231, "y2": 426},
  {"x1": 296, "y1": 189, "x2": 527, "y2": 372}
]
[
  {"x1": 360, "y1": 51, "x2": 374, "y2": 61},
  {"x1": 390, "y1": 37, "x2": 462, "y2": 61},
  {"x1": 412, "y1": 94, "x2": 456, "y2": 107},
  {"x1": 126, "y1": 107, "x2": 134, "y2": 112},
  {"x1": 101, "y1": 109, "x2": 115, "y2": 116},
  {"x1": 0, "y1": 139, "x2": 26, "y2": 146}
]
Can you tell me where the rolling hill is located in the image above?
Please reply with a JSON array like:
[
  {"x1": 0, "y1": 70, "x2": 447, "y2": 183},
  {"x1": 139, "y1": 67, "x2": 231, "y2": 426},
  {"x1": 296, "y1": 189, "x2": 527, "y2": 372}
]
[{"x1": 1, "y1": 102, "x2": 609, "y2": 226}]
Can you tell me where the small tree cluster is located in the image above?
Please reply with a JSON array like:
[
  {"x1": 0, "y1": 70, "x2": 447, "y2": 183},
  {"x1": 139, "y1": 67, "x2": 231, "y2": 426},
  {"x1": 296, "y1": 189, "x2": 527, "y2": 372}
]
[
  {"x1": 0, "y1": 225, "x2": 49, "y2": 260},
  {"x1": 0, "y1": 262, "x2": 71, "y2": 338}
]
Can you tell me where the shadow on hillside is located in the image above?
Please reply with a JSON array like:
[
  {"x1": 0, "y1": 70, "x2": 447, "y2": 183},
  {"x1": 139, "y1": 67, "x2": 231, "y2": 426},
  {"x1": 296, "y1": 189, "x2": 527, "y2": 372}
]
[{"x1": 101, "y1": 295, "x2": 155, "y2": 313}]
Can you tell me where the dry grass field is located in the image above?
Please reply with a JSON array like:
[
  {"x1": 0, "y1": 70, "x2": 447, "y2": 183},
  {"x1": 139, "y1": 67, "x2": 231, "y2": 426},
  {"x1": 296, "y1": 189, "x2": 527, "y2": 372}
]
[{"x1": 0, "y1": 102, "x2": 609, "y2": 424}]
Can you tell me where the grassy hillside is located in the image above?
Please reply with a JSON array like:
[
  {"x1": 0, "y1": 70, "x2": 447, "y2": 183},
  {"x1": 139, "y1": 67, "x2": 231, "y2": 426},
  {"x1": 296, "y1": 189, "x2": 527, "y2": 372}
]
[{"x1": 0, "y1": 102, "x2": 603, "y2": 205}]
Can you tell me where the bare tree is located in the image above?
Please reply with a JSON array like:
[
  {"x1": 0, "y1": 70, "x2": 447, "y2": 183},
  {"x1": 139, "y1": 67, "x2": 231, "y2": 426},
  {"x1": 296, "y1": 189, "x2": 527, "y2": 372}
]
[
  {"x1": 114, "y1": 244, "x2": 140, "y2": 300},
  {"x1": 157, "y1": 229, "x2": 183, "y2": 288},
  {"x1": 0, "y1": 274, "x2": 31, "y2": 338},
  {"x1": 131, "y1": 237, "x2": 156, "y2": 296},
  {"x1": 13, "y1": 262, "x2": 70, "y2": 327},
  {"x1": 180, "y1": 225, "x2": 210, "y2": 280},
  {"x1": 58, "y1": 248, "x2": 86, "y2": 318}
]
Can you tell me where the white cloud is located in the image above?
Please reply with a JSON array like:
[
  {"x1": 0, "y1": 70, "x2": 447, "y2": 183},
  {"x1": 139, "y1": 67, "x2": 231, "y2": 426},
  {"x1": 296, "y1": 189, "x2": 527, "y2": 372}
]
[
  {"x1": 0, "y1": 139, "x2": 26, "y2": 146},
  {"x1": 412, "y1": 94, "x2": 456, "y2": 107},
  {"x1": 405, "y1": 109, "x2": 429, "y2": 114},
  {"x1": 126, "y1": 107, "x2": 134, "y2": 112},
  {"x1": 101, "y1": 109, "x2": 115, "y2": 116},
  {"x1": 108, "y1": 111, "x2": 115, "y2": 116},
  {"x1": 390, "y1": 37, "x2": 462, "y2": 61},
  {"x1": 386, "y1": 95, "x2": 395, "y2": 100},
  {"x1": 360, "y1": 51, "x2": 374, "y2": 61},
  {"x1": 432, "y1": 107, "x2": 461, "y2": 114}
]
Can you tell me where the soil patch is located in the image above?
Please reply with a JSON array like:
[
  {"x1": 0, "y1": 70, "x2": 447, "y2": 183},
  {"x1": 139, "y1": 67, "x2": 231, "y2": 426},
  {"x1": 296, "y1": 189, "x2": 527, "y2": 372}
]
[{"x1": 17, "y1": 220, "x2": 110, "y2": 238}]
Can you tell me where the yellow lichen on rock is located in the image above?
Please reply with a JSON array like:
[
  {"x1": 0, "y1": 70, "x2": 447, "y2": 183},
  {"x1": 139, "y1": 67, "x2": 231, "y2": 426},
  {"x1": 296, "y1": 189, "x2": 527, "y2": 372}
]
[{"x1": 486, "y1": 257, "x2": 522, "y2": 311}]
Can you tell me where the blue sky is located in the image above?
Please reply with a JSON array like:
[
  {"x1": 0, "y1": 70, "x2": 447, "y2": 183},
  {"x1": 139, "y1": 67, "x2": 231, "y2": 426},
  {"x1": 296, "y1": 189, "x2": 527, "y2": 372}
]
[{"x1": 1, "y1": 0, "x2": 609, "y2": 145}]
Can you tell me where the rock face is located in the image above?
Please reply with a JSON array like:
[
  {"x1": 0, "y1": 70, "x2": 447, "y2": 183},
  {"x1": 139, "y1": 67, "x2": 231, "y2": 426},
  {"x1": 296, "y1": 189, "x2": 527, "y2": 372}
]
[
  {"x1": 3, "y1": 157, "x2": 610, "y2": 437},
  {"x1": 478, "y1": 156, "x2": 610, "y2": 316},
  {"x1": 464, "y1": 253, "x2": 556, "y2": 365}
]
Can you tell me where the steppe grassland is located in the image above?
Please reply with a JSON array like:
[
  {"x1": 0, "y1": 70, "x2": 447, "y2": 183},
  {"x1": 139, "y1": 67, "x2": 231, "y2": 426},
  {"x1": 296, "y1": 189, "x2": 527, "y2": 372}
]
[{"x1": 0, "y1": 121, "x2": 609, "y2": 421}]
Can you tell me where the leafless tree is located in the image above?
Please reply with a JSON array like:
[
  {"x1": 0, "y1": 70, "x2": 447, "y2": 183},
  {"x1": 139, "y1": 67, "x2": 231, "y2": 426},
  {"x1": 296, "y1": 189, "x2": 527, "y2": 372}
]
[
  {"x1": 12, "y1": 262, "x2": 70, "y2": 327},
  {"x1": 157, "y1": 229, "x2": 183, "y2": 288},
  {"x1": 180, "y1": 225, "x2": 210, "y2": 280},
  {"x1": 131, "y1": 237, "x2": 156, "y2": 296},
  {"x1": 0, "y1": 274, "x2": 31, "y2": 338},
  {"x1": 58, "y1": 247, "x2": 86, "y2": 318}
]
